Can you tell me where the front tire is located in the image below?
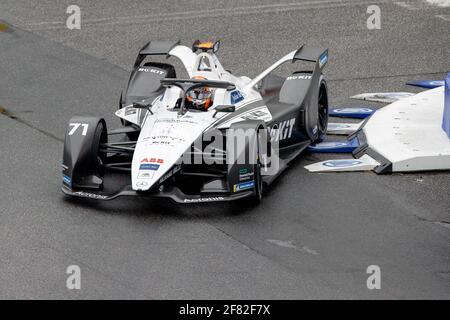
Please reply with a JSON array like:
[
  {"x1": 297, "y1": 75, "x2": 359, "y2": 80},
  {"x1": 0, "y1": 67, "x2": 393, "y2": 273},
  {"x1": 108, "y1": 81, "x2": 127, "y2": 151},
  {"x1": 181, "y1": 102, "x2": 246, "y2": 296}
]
[
  {"x1": 251, "y1": 130, "x2": 265, "y2": 203},
  {"x1": 63, "y1": 117, "x2": 107, "y2": 190},
  {"x1": 91, "y1": 122, "x2": 107, "y2": 175},
  {"x1": 253, "y1": 161, "x2": 263, "y2": 203},
  {"x1": 77, "y1": 121, "x2": 107, "y2": 189}
]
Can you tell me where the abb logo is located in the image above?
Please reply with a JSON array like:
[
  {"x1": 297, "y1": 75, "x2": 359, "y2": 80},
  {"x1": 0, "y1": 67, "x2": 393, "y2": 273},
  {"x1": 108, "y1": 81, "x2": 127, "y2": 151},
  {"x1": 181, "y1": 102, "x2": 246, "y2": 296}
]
[{"x1": 141, "y1": 158, "x2": 164, "y2": 164}]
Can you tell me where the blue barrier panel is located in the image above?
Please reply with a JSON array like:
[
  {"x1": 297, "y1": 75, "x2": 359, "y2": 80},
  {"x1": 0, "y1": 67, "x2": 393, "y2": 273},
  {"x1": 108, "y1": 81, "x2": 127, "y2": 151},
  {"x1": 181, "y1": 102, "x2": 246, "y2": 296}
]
[
  {"x1": 406, "y1": 80, "x2": 444, "y2": 89},
  {"x1": 307, "y1": 137, "x2": 360, "y2": 153},
  {"x1": 329, "y1": 107, "x2": 375, "y2": 119},
  {"x1": 443, "y1": 73, "x2": 450, "y2": 139}
]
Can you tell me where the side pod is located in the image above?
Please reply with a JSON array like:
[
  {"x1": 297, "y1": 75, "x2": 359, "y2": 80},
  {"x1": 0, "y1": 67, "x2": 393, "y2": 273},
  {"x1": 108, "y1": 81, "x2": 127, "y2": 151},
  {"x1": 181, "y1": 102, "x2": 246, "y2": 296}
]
[{"x1": 226, "y1": 120, "x2": 267, "y2": 195}]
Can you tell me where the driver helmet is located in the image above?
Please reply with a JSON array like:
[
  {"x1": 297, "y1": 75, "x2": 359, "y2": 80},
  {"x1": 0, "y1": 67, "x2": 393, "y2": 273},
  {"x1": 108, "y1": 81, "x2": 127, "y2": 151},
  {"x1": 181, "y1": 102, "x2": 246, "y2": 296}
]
[{"x1": 185, "y1": 76, "x2": 214, "y2": 110}]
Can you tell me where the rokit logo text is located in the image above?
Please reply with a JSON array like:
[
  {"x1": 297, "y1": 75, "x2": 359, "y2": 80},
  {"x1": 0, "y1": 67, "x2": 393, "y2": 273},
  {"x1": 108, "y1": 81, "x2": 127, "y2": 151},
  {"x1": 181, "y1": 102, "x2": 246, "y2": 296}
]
[
  {"x1": 269, "y1": 118, "x2": 296, "y2": 141},
  {"x1": 138, "y1": 67, "x2": 165, "y2": 75}
]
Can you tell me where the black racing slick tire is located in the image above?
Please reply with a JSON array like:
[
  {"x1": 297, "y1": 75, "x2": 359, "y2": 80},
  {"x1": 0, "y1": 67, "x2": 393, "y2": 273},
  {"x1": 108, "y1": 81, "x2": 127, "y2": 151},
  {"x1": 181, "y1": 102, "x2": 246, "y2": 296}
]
[
  {"x1": 313, "y1": 79, "x2": 329, "y2": 143},
  {"x1": 251, "y1": 130, "x2": 265, "y2": 203},
  {"x1": 253, "y1": 161, "x2": 263, "y2": 203},
  {"x1": 92, "y1": 122, "x2": 107, "y2": 175},
  {"x1": 63, "y1": 117, "x2": 107, "y2": 190}
]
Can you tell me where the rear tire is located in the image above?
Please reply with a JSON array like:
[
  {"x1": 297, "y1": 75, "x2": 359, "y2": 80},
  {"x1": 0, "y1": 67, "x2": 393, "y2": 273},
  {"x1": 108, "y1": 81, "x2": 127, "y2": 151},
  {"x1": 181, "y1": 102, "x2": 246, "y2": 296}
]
[{"x1": 313, "y1": 79, "x2": 329, "y2": 143}]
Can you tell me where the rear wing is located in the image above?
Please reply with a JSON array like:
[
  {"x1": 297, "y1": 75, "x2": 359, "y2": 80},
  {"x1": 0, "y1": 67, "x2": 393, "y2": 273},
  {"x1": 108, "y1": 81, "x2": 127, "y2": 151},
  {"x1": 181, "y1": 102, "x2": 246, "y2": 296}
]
[
  {"x1": 294, "y1": 45, "x2": 328, "y2": 69},
  {"x1": 139, "y1": 40, "x2": 180, "y2": 56},
  {"x1": 133, "y1": 40, "x2": 180, "y2": 69},
  {"x1": 245, "y1": 45, "x2": 328, "y2": 90}
]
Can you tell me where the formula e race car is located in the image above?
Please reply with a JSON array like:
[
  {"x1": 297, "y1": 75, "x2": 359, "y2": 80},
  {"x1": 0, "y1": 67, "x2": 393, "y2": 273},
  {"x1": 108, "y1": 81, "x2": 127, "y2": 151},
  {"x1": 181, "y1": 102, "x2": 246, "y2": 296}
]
[{"x1": 62, "y1": 40, "x2": 329, "y2": 203}]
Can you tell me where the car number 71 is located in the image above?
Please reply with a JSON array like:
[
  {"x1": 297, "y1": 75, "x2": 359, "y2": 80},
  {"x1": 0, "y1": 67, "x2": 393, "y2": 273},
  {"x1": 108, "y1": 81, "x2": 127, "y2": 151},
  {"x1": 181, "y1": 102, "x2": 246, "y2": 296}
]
[{"x1": 68, "y1": 123, "x2": 89, "y2": 136}]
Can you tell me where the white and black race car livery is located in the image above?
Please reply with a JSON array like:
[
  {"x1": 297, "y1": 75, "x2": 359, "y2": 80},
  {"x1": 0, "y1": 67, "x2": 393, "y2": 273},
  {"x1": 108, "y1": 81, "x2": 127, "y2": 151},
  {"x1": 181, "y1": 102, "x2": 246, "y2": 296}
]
[{"x1": 62, "y1": 40, "x2": 329, "y2": 203}]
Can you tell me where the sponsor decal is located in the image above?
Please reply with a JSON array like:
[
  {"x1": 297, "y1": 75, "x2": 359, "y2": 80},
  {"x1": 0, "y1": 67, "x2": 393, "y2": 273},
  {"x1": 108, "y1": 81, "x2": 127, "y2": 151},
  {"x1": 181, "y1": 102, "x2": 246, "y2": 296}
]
[
  {"x1": 62, "y1": 175, "x2": 72, "y2": 186},
  {"x1": 268, "y1": 118, "x2": 296, "y2": 141},
  {"x1": 230, "y1": 90, "x2": 244, "y2": 104},
  {"x1": 136, "y1": 181, "x2": 148, "y2": 188},
  {"x1": 233, "y1": 180, "x2": 255, "y2": 192},
  {"x1": 242, "y1": 109, "x2": 271, "y2": 121},
  {"x1": 219, "y1": 107, "x2": 273, "y2": 128},
  {"x1": 323, "y1": 160, "x2": 362, "y2": 168},
  {"x1": 183, "y1": 197, "x2": 225, "y2": 203},
  {"x1": 319, "y1": 51, "x2": 328, "y2": 68},
  {"x1": 73, "y1": 191, "x2": 108, "y2": 200},
  {"x1": 156, "y1": 118, "x2": 198, "y2": 125},
  {"x1": 138, "y1": 67, "x2": 165, "y2": 75},
  {"x1": 137, "y1": 171, "x2": 154, "y2": 179},
  {"x1": 333, "y1": 108, "x2": 372, "y2": 114},
  {"x1": 148, "y1": 140, "x2": 172, "y2": 146},
  {"x1": 286, "y1": 75, "x2": 312, "y2": 80},
  {"x1": 159, "y1": 165, "x2": 181, "y2": 183},
  {"x1": 150, "y1": 135, "x2": 186, "y2": 143},
  {"x1": 238, "y1": 168, "x2": 254, "y2": 181},
  {"x1": 140, "y1": 164, "x2": 160, "y2": 171},
  {"x1": 141, "y1": 158, "x2": 164, "y2": 164}
]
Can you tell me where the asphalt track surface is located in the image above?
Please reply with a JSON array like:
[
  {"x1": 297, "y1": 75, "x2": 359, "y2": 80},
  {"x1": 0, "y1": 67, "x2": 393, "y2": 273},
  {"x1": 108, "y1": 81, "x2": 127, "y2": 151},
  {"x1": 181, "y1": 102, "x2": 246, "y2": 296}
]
[{"x1": 0, "y1": 0, "x2": 449, "y2": 299}]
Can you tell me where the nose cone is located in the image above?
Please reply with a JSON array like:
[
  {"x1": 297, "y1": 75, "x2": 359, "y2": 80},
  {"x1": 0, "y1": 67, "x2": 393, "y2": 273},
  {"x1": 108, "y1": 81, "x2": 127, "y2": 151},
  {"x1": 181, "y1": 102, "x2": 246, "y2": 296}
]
[
  {"x1": 131, "y1": 112, "x2": 216, "y2": 191},
  {"x1": 132, "y1": 156, "x2": 167, "y2": 191}
]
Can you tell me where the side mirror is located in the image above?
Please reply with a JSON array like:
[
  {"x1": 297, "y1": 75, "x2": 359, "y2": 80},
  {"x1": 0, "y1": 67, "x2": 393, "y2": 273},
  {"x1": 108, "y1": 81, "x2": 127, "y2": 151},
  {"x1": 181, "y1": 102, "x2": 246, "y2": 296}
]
[
  {"x1": 132, "y1": 101, "x2": 150, "y2": 109},
  {"x1": 213, "y1": 40, "x2": 220, "y2": 53},
  {"x1": 213, "y1": 105, "x2": 235, "y2": 118},
  {"x1": 132, "y1": 101, "x2": 153, "y2": 114}
]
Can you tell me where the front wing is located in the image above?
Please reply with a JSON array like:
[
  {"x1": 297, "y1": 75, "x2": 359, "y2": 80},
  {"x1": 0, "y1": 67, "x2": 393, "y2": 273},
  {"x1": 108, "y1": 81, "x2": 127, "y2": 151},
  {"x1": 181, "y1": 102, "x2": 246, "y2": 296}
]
[{"x1": 62, "y1": 185, "x2": 253, "y2": 203}]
